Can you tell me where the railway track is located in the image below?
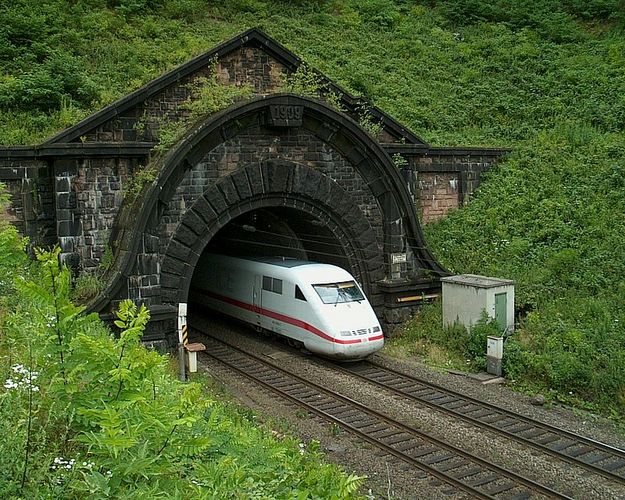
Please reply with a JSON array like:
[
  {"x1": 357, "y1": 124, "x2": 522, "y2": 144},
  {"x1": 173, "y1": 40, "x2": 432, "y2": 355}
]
[
  {"x1": 196, "y1": 330, "x2": 570, "y2": 499},
  {"x1": 337, "y1": 361, "x2": 625, "y2": 485}
]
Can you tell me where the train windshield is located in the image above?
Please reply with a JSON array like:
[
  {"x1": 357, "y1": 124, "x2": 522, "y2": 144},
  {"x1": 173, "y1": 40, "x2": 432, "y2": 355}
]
[{"x1": 312, "y1": 281, "x2": 365, "y2": 304}]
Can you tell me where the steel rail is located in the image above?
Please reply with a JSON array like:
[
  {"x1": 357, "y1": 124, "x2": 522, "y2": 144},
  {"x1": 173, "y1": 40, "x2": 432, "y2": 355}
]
[
  {"x1": 337, "y1": 361, "x2": 625, "y2": 484},
  {"x1": 196, "y1": 331, "x2": 570, "y2": 499}
]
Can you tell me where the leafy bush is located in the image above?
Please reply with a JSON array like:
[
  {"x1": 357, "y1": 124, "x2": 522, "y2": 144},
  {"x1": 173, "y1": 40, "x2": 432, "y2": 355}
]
[
  {"x1": 435, "y1": 0, "x2": 623, "y2": 38},
  {"x1": 389, "y1": 303, "x2": 499, "y2": 371},
  {"x1": 349, "y1": 0, "x2": 400, "y2": 28},
  {"x1": 425, "y1": 126, "x2": 625, "y2": 416},
  {"x1": 0, "y1": 237, "x2": 364, "y2": 496},
  {"x1": 149, "y1": 66, "x2": 254, "y2": 154}
]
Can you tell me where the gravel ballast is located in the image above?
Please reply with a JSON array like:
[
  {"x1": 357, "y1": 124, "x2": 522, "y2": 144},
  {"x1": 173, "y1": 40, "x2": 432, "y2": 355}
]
[{"x1": 191, "y1": 312, "x2": 625, "y2": 499}]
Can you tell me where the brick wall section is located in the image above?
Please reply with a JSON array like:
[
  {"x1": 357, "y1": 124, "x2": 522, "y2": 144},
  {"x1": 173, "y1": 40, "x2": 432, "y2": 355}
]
[
  {"x1": 408, "y1": 152, "x2": 501, "y2": 224},
  {"x1": 417, "y1": 172, "x2": 460, "y2": 223}
]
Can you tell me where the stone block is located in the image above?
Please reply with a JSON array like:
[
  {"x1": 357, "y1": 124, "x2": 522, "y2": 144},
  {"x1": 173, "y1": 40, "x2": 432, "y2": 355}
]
[
  {"x1": 143, "y1": 234, "x2": 160, "y2": 253},
  {"x1": 167, "y1": 239, "x2": 192, "y2": 262},
  {"x1": 56, "y1": 208, "x2": 71, "y2": 221},
  {"x1": 57, "y1": 192, "x2": 77, "y2": 209},
  {"x1": 55, "y1": 177, "x2": 71, "y2": 193},
  {"x1": 160, "y1": 272, "x2": 181, "y2": 290},
  {"x1": 192, "y1": 196, "x2": 217, "y2": 225},
  {"x1": 160, "y1": 287, "x2": 180, "y2": 305},
  {"x1": 218, "y1": 176, "x2": 240, "y2": 206},
  {"x1": 58, "y1": 220, "x2": 82, "y2": 237},
  {"x1": 58, "y1": 237, "x2": 74, "y2": 252},
  {"x1": 182, "y1": 209, "x2": 205, "y2": 236},
  {"x1": 174, "y1": 223, "x2": 198, "y2": 247},
  {"x1": 137, "y1": 253, "x2": 159, "y2": 275},
  {"x1": 161, "y1": 257, "x2": 189, "y2": 278},
  {"x1": 246, "y1": 164, "x2": 264, "y2": 196},
  {"x1": 313, "y1": 176, "x2": 332, "y2": 202},
  {"x1": 263, "y1": 162, "x2": 290, "y2": 193},
  {"x1": 204, "y1": 187, "x2": 228, "y2": 215},
  {"x1": 231, "y1": 168, "x2": 252, "y2": 200}
]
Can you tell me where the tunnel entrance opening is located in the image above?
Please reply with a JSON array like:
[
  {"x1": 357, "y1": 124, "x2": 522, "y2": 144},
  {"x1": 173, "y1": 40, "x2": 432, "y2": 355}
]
[
  {"x1": 187, "y1": 204, "x2": 364, "y2": 347},
  {"x1": 204, "y1": 207, "x2": 350, "y2": 271}
]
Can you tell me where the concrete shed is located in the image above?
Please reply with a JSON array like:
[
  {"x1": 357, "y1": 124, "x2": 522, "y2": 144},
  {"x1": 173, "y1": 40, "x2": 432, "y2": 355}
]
[{"x1": 441, "y1": 275, "x2": 515, "y2": 333}]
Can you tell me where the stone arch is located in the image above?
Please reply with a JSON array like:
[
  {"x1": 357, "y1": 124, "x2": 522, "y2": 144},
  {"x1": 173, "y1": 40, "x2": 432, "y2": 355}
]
[
  {"x1": 93, "y1": 93, "x2": 445, "y2": 321},
  {"x1": 160, "y1": 160, "x2": 383, "y2": 305}
]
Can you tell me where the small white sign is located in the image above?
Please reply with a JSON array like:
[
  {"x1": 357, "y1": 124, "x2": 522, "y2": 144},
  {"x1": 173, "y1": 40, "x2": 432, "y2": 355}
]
[{"x1": 391, "y1": 253, "x2": 407, "y2": 264}]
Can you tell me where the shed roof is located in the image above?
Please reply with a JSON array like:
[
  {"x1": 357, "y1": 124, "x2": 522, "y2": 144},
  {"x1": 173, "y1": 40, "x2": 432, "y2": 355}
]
[{"x1": 440, "y1": 274, "x2": 514, "y2": 288}]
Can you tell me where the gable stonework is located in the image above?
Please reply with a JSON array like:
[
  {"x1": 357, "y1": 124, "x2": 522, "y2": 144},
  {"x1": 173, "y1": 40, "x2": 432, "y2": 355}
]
[{"x1": 78, "y1": 46, "x2": 290, "y2": 144}]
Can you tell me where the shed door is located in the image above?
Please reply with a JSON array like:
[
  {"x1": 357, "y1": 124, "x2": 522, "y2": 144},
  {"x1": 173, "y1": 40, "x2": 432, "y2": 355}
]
[
  {"x1": 253, "y1": 275, "x2": 262, "y2": 326},
  {"x1": 495, "y1": 293, "x2": 507, "y2": 332}
]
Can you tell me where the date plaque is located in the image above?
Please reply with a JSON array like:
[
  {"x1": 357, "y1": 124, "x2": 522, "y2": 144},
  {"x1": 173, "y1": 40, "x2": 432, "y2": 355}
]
[{"x1": 268, "y1": 105, "x2": 303, "y2": 127}]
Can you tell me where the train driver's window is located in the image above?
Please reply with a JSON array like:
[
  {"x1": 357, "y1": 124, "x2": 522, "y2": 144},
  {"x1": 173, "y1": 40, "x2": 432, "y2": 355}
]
[
  {"x1": 272, "y1": 279, "x2": 283, "y2": 294},
  {"x1": 262, "y1": 276, "x2": 272, "y2": 291},
  {"x1": 295, "y1": 285, "x2": 307, "y2": 301}
]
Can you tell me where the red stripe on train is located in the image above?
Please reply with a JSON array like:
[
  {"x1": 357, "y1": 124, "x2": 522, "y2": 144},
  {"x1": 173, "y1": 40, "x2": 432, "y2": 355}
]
[{"x1": 196, "y1": 289, "x2": 377, "y2": 345}]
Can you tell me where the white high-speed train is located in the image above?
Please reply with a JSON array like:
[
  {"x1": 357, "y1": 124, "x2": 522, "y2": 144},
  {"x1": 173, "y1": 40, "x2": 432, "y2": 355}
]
[{"x1": 191, "y1": 254, "x2": 384, "y2": 360}]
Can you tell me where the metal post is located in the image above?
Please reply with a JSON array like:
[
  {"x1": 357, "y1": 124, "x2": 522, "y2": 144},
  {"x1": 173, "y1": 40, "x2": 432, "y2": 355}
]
[{"x1": 177, "y1": 303, "x2": 188, "y2": 382}]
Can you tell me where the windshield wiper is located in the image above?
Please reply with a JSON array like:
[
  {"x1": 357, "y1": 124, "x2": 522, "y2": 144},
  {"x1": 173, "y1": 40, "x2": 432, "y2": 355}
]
[{"x1": 334, "y1": 288, "x2": 345, "y2": 307}]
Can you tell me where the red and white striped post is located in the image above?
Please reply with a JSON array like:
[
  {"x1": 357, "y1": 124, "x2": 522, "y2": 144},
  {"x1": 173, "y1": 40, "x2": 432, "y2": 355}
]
[{"x1": 177, "y1": 303, "x2": 187, "y2": 382}]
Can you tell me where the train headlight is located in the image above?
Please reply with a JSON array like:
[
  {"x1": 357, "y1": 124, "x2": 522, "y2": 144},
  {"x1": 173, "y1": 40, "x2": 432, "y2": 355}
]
[
  {"x1": 372, "y1": 326, "x2": 381, "y2": 333},
  {"x1": 340, "y1": 330, "x2": 352, "y2": 337}
]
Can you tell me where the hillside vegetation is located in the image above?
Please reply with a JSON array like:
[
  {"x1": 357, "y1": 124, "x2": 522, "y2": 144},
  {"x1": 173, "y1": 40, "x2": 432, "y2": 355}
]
[
  {"x1": 1, "y1": 0, "x2": 624, "y2": 420},
  {"x1": 0, "y1": 215, "x2": 363, "y2": 496}
]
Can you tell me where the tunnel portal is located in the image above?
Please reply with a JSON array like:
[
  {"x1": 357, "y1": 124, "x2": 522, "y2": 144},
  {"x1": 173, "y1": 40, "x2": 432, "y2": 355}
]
[
  {"x1": 93, "y1": 94, "x2": 445, "y2": 342},
  {"x1": 0, "y1": 29, "x2": 510, "y2": 345}
]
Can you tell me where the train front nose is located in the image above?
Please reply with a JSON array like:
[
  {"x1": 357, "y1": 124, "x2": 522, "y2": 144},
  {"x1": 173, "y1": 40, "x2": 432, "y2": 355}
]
[
  {"x1": 333, "y1": 331, "x2": 384, "y2": 360},
  {"x1": 320, "y1": 300, "x2": 384, "y2": 359},
  {"x1": 332, "y1": 322, "x2": 384, "y2": 360}
]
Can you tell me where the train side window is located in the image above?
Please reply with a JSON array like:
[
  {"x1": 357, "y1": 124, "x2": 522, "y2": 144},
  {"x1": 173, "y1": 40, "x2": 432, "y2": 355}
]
[
  {"x1": 263, "y1": 276, "x2": 283, "y2": 295},
  {"x1": 295, "y1": 285, "x2": 307, "y2": 301}
]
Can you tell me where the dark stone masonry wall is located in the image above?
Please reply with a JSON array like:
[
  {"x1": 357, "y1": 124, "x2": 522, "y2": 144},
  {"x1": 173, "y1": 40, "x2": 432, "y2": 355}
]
[
  {"x1": 159, "y1": 127, "x2": 383, "y2": 247},
  {"x1": 218, "y1": 46, "x2": 287, "y2": 93},
  {"x1": 0, "y1": 159, "x2": 55, "y2": 246},
  {"x1": 53, "y1": 158, "x2": 144, "y2": 271}
]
